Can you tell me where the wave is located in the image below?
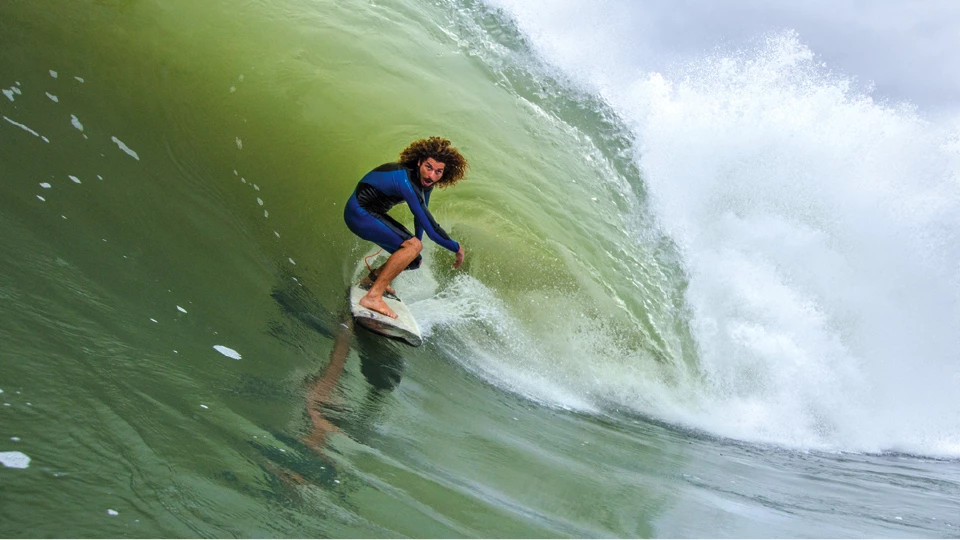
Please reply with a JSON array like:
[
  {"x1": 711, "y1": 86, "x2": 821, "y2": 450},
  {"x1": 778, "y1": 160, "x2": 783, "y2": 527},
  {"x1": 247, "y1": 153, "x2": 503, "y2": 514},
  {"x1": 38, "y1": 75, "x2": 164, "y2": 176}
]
[
  {"x1": 423, "y1": 1, "x2": 960, "y2": 455},
  {"x1": 3, "y1": 0, "x2": 957, "y2": 457}
]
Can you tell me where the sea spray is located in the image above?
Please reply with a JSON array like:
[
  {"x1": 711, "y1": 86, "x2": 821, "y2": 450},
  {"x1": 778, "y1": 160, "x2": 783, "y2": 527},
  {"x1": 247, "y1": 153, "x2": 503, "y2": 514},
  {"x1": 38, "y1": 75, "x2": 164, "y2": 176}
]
[{"x1": 451, "y1": 1, "x2": 960, "y2": 454}]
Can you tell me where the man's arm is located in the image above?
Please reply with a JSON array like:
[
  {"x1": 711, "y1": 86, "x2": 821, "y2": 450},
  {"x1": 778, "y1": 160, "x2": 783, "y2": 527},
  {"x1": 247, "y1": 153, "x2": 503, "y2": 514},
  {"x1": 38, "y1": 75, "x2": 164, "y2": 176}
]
[
  {"x1": 414, "y1": 189, "x2": 426, "y2": 241},
  {"x1": 399, "y1": 175, "x2": 460, "y2": 254}
]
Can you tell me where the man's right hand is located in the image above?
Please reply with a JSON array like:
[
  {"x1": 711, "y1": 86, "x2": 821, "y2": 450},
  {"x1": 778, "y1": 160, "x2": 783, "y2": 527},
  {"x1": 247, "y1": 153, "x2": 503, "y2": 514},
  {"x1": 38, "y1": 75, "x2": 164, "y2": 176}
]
[{"x1": 453, "y1": 245, "x2": 465, "y2": 269}]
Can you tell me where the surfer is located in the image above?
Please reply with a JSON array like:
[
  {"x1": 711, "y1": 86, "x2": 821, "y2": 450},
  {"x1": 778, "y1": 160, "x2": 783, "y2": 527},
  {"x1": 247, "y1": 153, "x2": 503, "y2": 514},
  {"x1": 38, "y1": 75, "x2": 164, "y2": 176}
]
[{"x1": 344, "y1": 137, "x2": 468, "y2": 318}]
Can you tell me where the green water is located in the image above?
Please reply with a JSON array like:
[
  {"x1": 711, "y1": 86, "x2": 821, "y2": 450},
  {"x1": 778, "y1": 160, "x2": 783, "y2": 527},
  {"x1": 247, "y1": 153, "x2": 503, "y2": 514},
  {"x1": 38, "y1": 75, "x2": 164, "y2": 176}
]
[{"x1": 1, "y1": 0, "x2": 959, "y2": 537}]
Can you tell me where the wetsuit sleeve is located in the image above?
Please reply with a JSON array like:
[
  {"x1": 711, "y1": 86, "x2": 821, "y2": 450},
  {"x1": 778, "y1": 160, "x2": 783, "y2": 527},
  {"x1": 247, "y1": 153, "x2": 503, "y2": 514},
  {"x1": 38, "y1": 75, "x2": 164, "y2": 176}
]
[
  {"x1": 395, "y1": 171, "x2": 460, "y2": 253},
  {"x1": 415, "y1": 189, "x2": 427, "y2": 242}
]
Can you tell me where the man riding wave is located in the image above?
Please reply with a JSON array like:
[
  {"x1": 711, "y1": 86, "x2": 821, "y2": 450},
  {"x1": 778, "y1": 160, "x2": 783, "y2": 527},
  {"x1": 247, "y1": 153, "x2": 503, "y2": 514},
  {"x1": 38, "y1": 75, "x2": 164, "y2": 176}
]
[{"x1": 343, "y1": 137, "x2": 468, "y2": 318}]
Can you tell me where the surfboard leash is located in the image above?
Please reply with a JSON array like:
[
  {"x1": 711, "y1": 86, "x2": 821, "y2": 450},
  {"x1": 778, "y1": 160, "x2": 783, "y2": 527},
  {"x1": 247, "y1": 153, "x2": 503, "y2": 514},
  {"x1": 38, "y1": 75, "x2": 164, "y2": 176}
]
[{"x1": 364, "y1": 249, "x2": 384, "y2": 272}]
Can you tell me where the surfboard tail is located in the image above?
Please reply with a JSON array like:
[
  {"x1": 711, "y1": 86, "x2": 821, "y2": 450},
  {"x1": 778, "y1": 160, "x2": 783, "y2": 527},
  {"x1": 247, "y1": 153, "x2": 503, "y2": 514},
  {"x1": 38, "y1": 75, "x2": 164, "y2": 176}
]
[{"x1": 349, "y1": 284, "x2": 423, "y2": 347}]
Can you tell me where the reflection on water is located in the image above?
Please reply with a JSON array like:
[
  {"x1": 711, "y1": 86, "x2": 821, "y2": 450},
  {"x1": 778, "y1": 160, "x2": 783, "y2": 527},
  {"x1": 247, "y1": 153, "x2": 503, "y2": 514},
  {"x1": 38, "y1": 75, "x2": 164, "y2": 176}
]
[
  {"x1": 245, "y1": 270, "x2": 411, "y2": 519},
  {"x1": 270, "y1": 271, "x2": 406, "y2": 450}
]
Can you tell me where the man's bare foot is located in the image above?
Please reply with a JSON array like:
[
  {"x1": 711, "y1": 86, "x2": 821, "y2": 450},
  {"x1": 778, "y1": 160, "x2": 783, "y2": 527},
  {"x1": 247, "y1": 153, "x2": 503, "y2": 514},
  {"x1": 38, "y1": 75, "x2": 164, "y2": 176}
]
[
  {"x1": 359, "y1": 294, "x2": 398, "y2": 318},
  {"x1": 359, "y1": 275, "x2": 396, "y2": 296}
]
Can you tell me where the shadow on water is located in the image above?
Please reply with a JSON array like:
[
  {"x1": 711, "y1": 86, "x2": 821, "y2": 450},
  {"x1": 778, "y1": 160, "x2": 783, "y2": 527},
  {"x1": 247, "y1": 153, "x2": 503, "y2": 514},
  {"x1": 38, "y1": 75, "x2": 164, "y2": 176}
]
[
  {"x1": 268, "y1": 270, "x2": 406, "y2": 394},
  {"x1": 247, "y1": 267, "x2": 408, "y2": 502}
]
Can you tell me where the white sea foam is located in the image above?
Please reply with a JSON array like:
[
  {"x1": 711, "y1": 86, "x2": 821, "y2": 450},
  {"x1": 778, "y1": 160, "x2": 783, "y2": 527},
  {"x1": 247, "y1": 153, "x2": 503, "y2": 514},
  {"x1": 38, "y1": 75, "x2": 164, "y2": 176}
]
[
  {"x1": 213, "y1": 345, "x2": 241, "y2": 360},
  {"x1": 49, "y1": 70, "x2": 57, "y2": 78},
  {"x1": 0, "y1": 451, "x2": 30, "y2": 469},
  {"x1": 45, "y1": 92, "x2": 58, "y2": 102},
  {"x1": 470, "y1": 5, "x2": 960, "y2": 455},
  {"x1": 3, "y1": 116, "x2": 40, "y2": 137},
  {"x1": 70, "y1": 114, "x2": 83, "y2": 131},
  {"x1": 2, "y1": 89, "x2": 13, "y2": 101},
  {"x1": 387, "y1": 258, "x2": 598, "y2": 412},
  {"x1": 111, "y1": 136, "x2": 139, "y2": 160}
]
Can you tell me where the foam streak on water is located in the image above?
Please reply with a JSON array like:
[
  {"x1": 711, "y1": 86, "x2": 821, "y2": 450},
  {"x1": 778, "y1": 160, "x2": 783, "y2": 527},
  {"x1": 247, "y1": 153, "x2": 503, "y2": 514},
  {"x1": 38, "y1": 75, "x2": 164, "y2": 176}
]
[
  {"x1": 110, "y1": 136, "x2": 139, "y2": 160},
  {"x1": 212, "y1": 345, "x2": 241, "y2": 360},
  {"x1": 3, "y1": 116, "x2": 41, "y2": 138}
]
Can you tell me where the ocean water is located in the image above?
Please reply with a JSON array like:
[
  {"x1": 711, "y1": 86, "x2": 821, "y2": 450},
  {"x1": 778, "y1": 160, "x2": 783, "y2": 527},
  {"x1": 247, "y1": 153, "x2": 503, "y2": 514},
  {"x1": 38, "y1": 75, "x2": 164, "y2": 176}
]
[{"x1": 1, "y1": 0, "x2": 958, "y2": 537}]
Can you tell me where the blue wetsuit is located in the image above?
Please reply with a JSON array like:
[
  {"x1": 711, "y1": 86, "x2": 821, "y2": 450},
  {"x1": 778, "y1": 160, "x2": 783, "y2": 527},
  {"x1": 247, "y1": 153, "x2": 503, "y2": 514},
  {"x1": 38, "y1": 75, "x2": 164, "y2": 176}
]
[{"x1": 344, "y1": 163, "x2": 460, "y2": 270}]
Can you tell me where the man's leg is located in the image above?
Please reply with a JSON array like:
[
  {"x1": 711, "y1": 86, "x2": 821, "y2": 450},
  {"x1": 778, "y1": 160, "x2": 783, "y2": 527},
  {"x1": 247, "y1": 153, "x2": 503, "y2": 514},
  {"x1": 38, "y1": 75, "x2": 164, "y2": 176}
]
[
  {"x1": 359, "y1": 238, "x2": 422, "y2": 318},
  {"x1": 359, "y1": 267, "x2": 396, "y2": 296}
]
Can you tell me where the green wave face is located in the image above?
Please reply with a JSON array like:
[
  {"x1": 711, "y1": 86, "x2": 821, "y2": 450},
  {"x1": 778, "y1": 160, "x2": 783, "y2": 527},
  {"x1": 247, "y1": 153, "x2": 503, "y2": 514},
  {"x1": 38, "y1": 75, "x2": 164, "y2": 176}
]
[
  {"x1": 8, "y1": 0, "x2": 698, "y2": 406},
  {"x1": 0, "y1": 0, "x2": 694, "y2": 536}
]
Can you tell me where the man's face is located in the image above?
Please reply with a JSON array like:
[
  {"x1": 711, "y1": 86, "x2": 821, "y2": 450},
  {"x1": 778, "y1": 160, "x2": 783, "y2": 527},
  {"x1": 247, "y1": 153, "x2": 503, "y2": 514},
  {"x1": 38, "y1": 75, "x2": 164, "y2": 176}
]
[{"x1": 418, "y1": 158, "x2": 445, "y2": 188}]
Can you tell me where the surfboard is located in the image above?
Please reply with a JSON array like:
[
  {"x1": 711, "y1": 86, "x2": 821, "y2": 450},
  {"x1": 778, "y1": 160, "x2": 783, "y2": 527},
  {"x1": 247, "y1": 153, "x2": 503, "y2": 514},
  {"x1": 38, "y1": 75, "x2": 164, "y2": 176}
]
[{"x1": 349, "y1": 283, "x2": 423, "y2": 347}]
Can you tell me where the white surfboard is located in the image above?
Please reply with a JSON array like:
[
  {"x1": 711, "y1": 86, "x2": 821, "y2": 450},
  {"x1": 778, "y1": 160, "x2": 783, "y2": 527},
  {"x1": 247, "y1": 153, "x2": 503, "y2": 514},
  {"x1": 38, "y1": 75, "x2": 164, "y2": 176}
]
[{"x1": 349, "y1": 283, "x2": 423, "y2": 347}]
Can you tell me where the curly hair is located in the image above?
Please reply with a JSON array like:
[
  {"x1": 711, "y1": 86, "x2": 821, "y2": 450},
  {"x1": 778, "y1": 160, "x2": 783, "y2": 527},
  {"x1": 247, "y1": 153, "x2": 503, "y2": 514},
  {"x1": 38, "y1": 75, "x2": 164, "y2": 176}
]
[{"x1": 398, "y1": 137, "x2": 468, "y2": 188}]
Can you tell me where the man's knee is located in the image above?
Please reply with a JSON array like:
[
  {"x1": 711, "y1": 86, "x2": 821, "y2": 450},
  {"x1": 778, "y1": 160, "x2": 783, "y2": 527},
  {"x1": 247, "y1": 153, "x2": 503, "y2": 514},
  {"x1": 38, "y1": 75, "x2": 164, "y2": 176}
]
[{"x1": 402, "y1": 237, "x2": 423, "y2": 254}]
